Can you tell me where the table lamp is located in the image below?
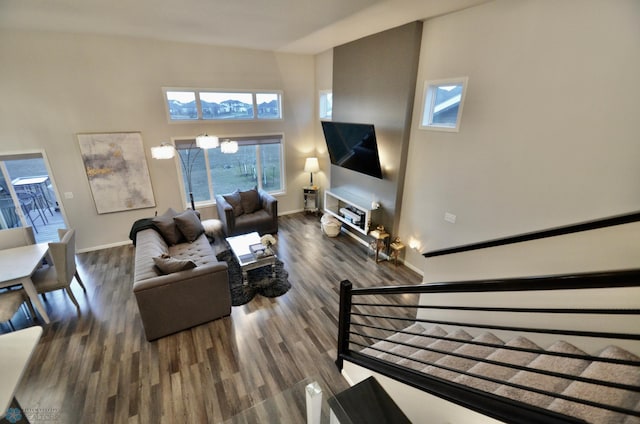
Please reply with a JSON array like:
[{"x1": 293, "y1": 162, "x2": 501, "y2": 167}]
[{"x1": 304, "y1": 157, "x2": 320, "y2": 188}]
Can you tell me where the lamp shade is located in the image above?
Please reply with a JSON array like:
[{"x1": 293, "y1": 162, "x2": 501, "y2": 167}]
[
  {"x1": 220, "y1": 139, "x2": 239, "y2": 154},
  {"x1": 195, "y1": 134, "x2": 219, "y2": 149},
  {"x1": 304, "y1": 157, "x2": 320, "y2": 173},
  {"x1": 150, "y1": 144, "x2": 176, "y2": 159}
]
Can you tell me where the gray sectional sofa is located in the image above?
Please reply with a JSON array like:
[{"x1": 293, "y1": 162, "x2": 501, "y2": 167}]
[{"x1": 132, "y1": 209, "x2": 231, "y2": 341}]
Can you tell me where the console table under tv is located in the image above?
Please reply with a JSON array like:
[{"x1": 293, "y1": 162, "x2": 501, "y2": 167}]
[{"x1": 324, "y1": 188, "x2": 380, "y2": 235}]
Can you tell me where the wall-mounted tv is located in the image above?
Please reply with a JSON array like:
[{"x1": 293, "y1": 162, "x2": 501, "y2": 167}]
[{"x1": 321, "y1": 121, "x2": 383, "y2": 179}]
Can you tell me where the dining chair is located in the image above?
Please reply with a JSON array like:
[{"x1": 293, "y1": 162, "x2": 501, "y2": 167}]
[
  {"x1": 16, "y1": 191, "x2": 48, "y2": 233},
  {"x1": 0, "y1": 196, "x2": 20, "y2": 229},
  {"x1": 31, "y1": 228, "x2": 86, "y2": 313},
  {"x1": 57, "y1": 228, "x2": 85, "y2": 287},
  {"x1": 0, "y1": 289, "x2": 28, "y2": 331},
  {"x1": 0, "y1": 226, "x2": 35, "y2": 250}
]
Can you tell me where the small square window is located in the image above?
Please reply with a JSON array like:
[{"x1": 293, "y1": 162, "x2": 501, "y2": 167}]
[
  {"x1": 319, "y1": 90, "x2": 332, "y2": 120},
  {"x1": 166, "y1": 91, "x2": 198, "y2": 120},
  {"x1": 420, "y1": 77, "x2": 468, "y2": 132},
  {"x1": 256, "y1": 93, "x2": 281, "y2": 119}
]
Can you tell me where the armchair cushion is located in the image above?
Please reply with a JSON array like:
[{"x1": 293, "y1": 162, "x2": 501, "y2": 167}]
[
  {"x1": 152, "y1": 208, "x2": 184, "y2": 245},
  {"x1": 174, "y1": 209, "x2": 204, "y2": 242},
  {"x1": 239, "y1": 187, "x2": 260, "y2": 214},
  {"x1": 223, "y1": 190, "x2": 244, "y2": 217}
]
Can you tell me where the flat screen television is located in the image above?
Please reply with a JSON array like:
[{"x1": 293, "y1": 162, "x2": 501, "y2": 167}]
[{"x1": 321, "y1": 121, "x2": 383, "y2": 179}]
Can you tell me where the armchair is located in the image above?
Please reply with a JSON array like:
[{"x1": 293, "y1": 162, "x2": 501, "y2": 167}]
[{"x1": 215, "y1": 188, "x2": 278, "y2": 236}]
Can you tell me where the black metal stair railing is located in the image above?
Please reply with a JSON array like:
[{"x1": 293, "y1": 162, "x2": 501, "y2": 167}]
[{"x1": 335, "y1": 269, "x2": 640, "y2": 424}]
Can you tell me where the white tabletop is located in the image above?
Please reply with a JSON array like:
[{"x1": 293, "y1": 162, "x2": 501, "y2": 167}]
[
  {"x1": 12, "y1": 176, "x2": 49, "y2": 186},
  {"x1": 226, "y1": 232, "x2": 262, "y2": 265},
  {"x1": 0, "y1": 243, "x2": 49, "y2": 282},
  {"x1": 0, "y1": 326, "x2": 43, "y2": 418}
]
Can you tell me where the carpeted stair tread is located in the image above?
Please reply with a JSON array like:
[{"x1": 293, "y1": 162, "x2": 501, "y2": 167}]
[
  {"x1": 454, "y1": 336, "x2": 541, "y2": 393},
  {"x1": 397, "y1": 329, "x2": 472, "y2": 371},
  {"x1": 623, "y1": 400, "x2": 640, "y2": 424},
  {"x1": 494, "y1": 340, "x2": 591, "y2": 408},
  {"x1": 360, "y1": 323, "x2": 426, "y2": 358},
  {"x1": 421, "y1": 332, "x2": 505, "y2": 380},
  {"x1": 378, "y1": 325, "x2": 448, "y2": 362},
  {"x1": 548, "y1": 345, "x2": 640, "y2": 424}
]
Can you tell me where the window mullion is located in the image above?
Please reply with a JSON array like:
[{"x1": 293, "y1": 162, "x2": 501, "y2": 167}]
[
  {"x1": 204, "y1": 149, "x2": 215, "y2": 201},
  {"x1": 254, "y1": 145, "x2": 263, "y2": 190}
]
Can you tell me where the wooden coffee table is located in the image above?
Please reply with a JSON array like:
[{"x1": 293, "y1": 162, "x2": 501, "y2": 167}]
[{"x1": 226, "y1": 232, "x2": 276, "y2": 285}]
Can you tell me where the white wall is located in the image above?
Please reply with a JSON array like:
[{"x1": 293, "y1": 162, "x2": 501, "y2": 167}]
[
  {"x1": 313, "y1": 49, "x2": 333, "y2": 194},
  {"x1": 0, "y1": 30, "x2": 318, "y2": 250},
  {"x1": 398, "y1": 0, "x2": 640, "y2": 273}
]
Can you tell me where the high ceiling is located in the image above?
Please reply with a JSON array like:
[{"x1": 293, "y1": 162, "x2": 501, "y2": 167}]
[{"x1": 0, "y1": 0, "x2": 489, "y2": 53}]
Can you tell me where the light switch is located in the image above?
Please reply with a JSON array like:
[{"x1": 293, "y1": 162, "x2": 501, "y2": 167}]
[
  {"x1": 444, "y1": 212, "x2": 456, "y2": 223},
  {"x1": 64, "y1": 192, "x2": 74, "y2": 199}
]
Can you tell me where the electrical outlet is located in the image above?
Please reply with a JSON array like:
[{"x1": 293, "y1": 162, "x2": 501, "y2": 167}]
[
  {"x1": 444, "y1": 212, "x2": 456, "y2": 223},
  {"x1": 64, "y1": 192, "x2": 74, "y2": 199}
]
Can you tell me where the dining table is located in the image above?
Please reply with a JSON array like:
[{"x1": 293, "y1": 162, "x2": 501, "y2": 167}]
[
  {"x1": 0, "y1": 326, "x2": 43, "y2": 420},
  {"x1": 0, "y1": 243, "x2": 51, "y2": 324}
]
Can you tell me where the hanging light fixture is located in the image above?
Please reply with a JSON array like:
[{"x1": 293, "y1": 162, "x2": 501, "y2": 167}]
[
  {"x1": 195, "y1": 133, "x2": 220, "y2": 149},
  {"x1": 220, "y1": 139, "x2": 239, "y2": 154},
  {"x1": 150, "y1": 143, "x2": 176, "y2": 159}
]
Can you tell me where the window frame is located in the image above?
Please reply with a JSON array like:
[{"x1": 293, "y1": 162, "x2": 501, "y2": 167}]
[
  {"x1": 419, "y1": 77, "x2": 468, "y2": 132},
  {"x1": 172, "y1": 133, "x2": 286, "y2": 208},
  {"x1": 163, "y1": 88, "x2": 283, "y2": 123}
]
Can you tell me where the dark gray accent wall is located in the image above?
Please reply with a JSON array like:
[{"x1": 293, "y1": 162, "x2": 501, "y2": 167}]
[{"x1": 331, "y1": 21, "x2": 422, "y2": 238}]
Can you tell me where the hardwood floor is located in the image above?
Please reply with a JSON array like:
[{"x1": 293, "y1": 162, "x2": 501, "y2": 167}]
[{"x1": 7, "y1": 213, "x2": 422, "y2": 423}]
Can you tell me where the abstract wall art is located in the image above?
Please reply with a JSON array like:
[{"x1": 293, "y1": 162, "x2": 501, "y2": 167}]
[{"x1": 77, "y1": 132, "x2": 156, "y2": 214}]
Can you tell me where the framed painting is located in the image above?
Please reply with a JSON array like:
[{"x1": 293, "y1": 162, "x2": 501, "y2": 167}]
[{"x1": 77, "y1": 132, "x2": 156, "y2": 214}]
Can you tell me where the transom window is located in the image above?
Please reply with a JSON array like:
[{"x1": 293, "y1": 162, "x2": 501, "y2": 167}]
[
  {"x1": 164, "y1": 89, "x2": 282, "y2": 122},
  {"x1": 419, "y1": 77, "x2": 468, "y2": 132},
  {"x1": 174, "y1": 134, "x2": 284, "y2": 207}
]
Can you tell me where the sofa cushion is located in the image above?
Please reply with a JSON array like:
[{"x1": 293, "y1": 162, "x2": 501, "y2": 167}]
[
  {"x1": 239, "y1": 187, "x2": 260, "y2": 214},
  {"x1": 153, "y1": 254, "x2": 197, "y2": 274},
  {"x1": 174, "y1": 209, "x2": 204, "y2": 242},
  {"x1": 223, "y1": 189, "x2": 244, "y2": 217},
  {"x1": 152, "y1": 208, "x2": 184, "y2": 245}
]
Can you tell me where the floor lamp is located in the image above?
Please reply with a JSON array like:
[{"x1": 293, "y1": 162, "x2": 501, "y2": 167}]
[{"x1": 151, "y1": 135, "x2": 219, "y2": 210}]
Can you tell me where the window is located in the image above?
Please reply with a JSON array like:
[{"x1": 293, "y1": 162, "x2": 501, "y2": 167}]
[
  {"x1": 420, "y1": 77, "x2": 468, "y2": 132},
  {"x1": 174, "y1": 134, "x2": 284, "y2": 206},
  {"x1": 164, "y1": 88, "x2": 282, "y2": 122},
  {"x1": 319, "y1": 90, "x2": 332, "y2": 120},
  {"x1": 165, "y1": 91, "x2": 198, "y2": 120}
]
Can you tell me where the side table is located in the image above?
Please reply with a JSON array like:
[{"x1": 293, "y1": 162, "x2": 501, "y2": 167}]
[
  {"x1": 303, "y1": 186, "x2": 319, "y2": 214},
  {"x1": 369, "y1": 229, "x2": 389, "y2": 263},
  {"x1": 389, "y1": 239, "x2": 406, "y2": 266}
]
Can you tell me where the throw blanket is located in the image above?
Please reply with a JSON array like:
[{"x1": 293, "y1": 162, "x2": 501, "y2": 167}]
[{"x1": 129, "y1": 218, "x2": 156, "y2": 246}]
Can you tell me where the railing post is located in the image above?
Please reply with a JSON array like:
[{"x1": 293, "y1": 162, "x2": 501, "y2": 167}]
[{"x1": 336, "y1": 279, "x2": 353, "y2": 370}]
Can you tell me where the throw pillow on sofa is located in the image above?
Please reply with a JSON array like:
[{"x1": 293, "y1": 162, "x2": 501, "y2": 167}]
[
  {"x1": 174, "y1": 209, "x2": 205, "y2": 242},
  {"x1": 239, "y1": 187, "x2": 260, "y2": 214},
  {"x1": 223, "y1": 189, "x2": 244, "y2": 217},
  {"x1": 152, "y1": 208, "x2": 185, "y2": 245},
  {"x1": 153, "y1": 254, "x2": 197, "y2": 274}
]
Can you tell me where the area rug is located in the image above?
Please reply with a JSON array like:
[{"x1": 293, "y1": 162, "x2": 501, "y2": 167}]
[{"x1": 216, "y1": 250, "x2": 291, "y2": 306}]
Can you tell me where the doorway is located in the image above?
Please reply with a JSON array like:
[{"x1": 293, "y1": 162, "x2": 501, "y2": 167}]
[{"x1": 0, "y1": 152, "x2": 67, "y2": 243}]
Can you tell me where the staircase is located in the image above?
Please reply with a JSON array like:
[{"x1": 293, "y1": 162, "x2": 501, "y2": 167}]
[
  {"x1": 360, "y1": 323, "x2": 640, "y2": 423},
  {"x1": 336, "y1": 270, "x2": 640, "y2": 424}
]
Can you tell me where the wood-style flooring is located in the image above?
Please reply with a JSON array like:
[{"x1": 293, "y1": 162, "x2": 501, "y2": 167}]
[{"x1": 7, "y1": 213, "x2": 422, "y2": 423}]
